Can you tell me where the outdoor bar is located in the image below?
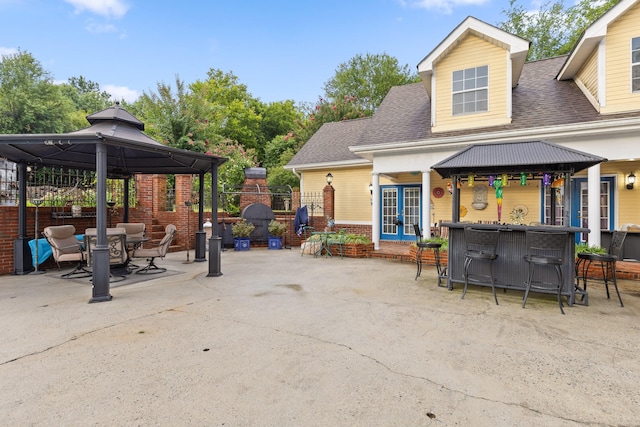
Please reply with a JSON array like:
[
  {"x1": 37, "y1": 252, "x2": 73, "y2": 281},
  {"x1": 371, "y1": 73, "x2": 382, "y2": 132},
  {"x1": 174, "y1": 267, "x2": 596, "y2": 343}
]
[
  {"x1": 443, "y1": 222, "x2": 588, "y2": 304},
  {"x1": 431, "y1": 141, "x2": 606, "y2": 305}
]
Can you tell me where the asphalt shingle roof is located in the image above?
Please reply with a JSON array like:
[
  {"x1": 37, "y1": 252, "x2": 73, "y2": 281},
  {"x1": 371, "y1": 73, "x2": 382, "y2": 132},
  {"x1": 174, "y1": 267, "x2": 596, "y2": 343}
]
[
  {"x1": 287, "y1": 117, "x2": 371, "y2": 166},
  {"x1": 288, "y1": 55, "x2": 638, "y2": 168}
]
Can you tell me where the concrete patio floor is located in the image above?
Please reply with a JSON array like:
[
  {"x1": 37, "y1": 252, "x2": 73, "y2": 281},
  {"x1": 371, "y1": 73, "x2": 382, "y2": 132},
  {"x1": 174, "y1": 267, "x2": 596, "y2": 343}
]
[{"x1": 1, "y1": 248, "x2": 639, "y2": 426}]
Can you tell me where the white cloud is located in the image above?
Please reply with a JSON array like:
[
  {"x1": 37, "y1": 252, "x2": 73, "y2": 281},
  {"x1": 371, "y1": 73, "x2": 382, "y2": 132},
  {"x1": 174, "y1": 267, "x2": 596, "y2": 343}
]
[
  {"x1": 401, "y1": 0, "x2": 491, "y2": 14},
  {"x1": 64, "y1": 0, "x2": 129, "y2": 19},
  {"x1": 85, "y1": 21, "x2": 118, "y2": 34},
  {"x1": 103, "y1": 84, "x2": 139, "y2": 103},
  {"x1": 0, "y1": 46, "x2": 19, "y2": 57}
]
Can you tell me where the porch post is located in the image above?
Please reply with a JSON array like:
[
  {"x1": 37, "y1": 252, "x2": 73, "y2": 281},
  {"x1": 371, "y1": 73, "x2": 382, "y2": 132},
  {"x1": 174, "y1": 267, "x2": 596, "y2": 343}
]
[
  {"x1": 371, "y1": 173, "x2": 380, "y2": 250},
  {"x1": 421, "y1": 170, "x2": 432, "y2": 237},
  {"x1": 588, "y1": 164, "x2": 601, "y2": 247}
]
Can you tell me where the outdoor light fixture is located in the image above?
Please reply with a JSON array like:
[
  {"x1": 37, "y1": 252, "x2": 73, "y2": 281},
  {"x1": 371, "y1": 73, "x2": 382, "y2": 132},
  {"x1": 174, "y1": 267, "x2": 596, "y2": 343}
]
[
  {"x1": 368, "y1": 182, "x2": 373, "y2": 195},
  {"x1": 627, "y1": 172, "x2": 636, "y2": 190},
  {"x1": 326, "y1": 173, "x2": 333, "y2": 186}
]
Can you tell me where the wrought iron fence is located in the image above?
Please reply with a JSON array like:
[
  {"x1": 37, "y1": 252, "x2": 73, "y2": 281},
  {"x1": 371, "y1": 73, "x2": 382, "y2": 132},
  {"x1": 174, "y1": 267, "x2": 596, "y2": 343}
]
[{"x1": 0, "y1": 159, "x2": 137, "y2": 208}]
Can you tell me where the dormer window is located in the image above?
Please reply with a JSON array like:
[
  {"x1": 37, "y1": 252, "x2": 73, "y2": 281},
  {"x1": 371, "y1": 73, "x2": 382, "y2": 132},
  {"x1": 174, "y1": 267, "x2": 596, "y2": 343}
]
[
  {"x1": 452, "y1": 65, "x2": 488, "y2": 115},
  {"x1": 633, "y1": 37, "x2": 640, "y2": 92}
]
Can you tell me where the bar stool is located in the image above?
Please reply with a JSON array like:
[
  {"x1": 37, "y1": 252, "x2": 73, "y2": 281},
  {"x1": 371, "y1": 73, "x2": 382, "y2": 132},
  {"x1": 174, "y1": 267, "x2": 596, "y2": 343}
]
[
  {"x1": 522, "y1": 230, "x2": 568, "y2": 314},
  {"x1": 462, "y1": 227, "x2": 500, "y2": 304},
  {"x1": 576, "y1": 231, "x2": 626, "y2": 307},
  {"x1": 413, "y1": 224, "x2": 443, "y2": 283}
]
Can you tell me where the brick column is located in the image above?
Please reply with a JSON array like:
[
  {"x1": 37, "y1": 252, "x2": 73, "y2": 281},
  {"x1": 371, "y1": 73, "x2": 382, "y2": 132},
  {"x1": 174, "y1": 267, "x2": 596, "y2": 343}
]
[{"x1": 323, "y1": 184, "x2": 334, "y2": 221}]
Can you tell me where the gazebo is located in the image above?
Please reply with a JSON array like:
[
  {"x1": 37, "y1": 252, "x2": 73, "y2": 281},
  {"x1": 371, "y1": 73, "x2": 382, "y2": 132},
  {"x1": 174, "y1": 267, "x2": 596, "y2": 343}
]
[
  {"x1": 432, "y1": 140, "x2": 607, "y2": 224},
  {"x1": 0, "y1": 104, "x2": 227, "y2": 302}
]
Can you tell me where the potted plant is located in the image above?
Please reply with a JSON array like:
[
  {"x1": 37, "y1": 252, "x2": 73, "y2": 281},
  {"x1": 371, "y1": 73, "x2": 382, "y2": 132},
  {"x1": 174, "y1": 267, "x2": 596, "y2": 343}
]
[
  {"x1": 268, "y1": 219, "x2": 287, "y2": 250},
  {"x1": 232, "y1": 219, "x2": 255, "y2": 251}
]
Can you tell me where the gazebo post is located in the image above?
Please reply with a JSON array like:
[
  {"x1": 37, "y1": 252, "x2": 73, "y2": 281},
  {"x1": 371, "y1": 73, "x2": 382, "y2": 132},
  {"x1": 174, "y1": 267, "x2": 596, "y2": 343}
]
[
  {"x1": 89, "y1": 141, "x2": 112, "y2": 303},
  {"x1": 13, "y1": 161, "x2": 32, "y2": 275},
  {"x1": 208, "y1": 163, "x2": 222, "y2": 277},
  {"x1": 195, "y1": 172, "x2": 206, "y2": 262}
]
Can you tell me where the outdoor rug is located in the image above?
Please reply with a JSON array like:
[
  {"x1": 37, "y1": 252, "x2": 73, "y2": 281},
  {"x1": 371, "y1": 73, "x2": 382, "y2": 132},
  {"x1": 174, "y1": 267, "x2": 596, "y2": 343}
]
[{"x1": 53, "y1": 269, "x2": 183, "y2": 288}]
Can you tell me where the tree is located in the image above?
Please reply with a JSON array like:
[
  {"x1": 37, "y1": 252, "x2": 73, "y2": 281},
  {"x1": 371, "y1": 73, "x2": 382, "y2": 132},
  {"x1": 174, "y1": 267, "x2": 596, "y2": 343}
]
[
  {"x1": 60, "y1": 76, "x2": 113, "y2": 129},
  {"x1": 499, "y1": 0, "x2": 622, "y2": 61},
  {"x1": 0, "y1": 50, "x2": 74, "y2": 133},
  {"x1": 290, "y1": 95, "x2": 367, "y2": 147},
  {"x1": 323, "y1": 52, "x2": 420, "y2": 114},
  {"x1": 189, "y1": 69, "x2": 262, "y2": 160}
]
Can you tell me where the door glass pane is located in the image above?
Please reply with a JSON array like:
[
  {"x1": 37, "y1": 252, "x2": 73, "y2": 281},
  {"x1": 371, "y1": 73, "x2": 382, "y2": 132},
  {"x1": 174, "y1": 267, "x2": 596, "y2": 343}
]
[
  {"x1": 382, "y1": 188, "x2": 398, "y2": 234},
  {"x1": 404, "y1": 187, "x2": 421, "y2": 236}
]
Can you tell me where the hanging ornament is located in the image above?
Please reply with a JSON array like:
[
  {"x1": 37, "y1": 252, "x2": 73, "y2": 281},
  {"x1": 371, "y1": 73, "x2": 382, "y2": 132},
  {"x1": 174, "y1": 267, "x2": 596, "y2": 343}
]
[
  {"x1": 502, "y1": 174, "x2": 509, "y2": 187},
  {"x1": 494, "y1": 177, "x2": 503, "y2": 221},
  {"x1": 520, "y1": 172, "x2": 527, "y2": 186},
  {"x1": 468, "y1": 175, "x2": 475, "y2": 187},
  {"x1": 488, "y1": 175, "x2": 495, "y2": 187},
  {"x1": 543, "y1": 173, "x2": 551, "y2": 187}
]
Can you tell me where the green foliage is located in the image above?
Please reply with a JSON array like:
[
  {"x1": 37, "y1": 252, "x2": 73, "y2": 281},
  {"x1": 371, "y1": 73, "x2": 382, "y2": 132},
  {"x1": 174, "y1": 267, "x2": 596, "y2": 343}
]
[
  {"x1": 290, "y1": 95, "x2": 367, "y2": 147},
  {"x1": 60, "y1": 76, "x2": 112, "y2": 114},
  {"x1": 189, "y1": 69, "x2": 263, "y2": 161},
  {"x1": 232, "y1": 218, "x2": 255, "y2": 237},
  {"x1": 268, "y1": 220, "x2": 287, "y2": 237},
  {"x1": 425, "y1": 237, "x2": 448, "y2": 251},
  {"x1": 575, "y1": 243, "x2": 607, "y2": 258},
  {"x1": 323, "y1": 52, "x2": 420, "y2": 114},
  {"x1": 0, "y1": 49, "x2": 75, "y2": 133},
  {"x1": 499, "y1": 0, "x2": 622, "y2": 61},
  {"x1": 342, "y1": 233, "x2": 371, "y2": 245},
  {"x1": 266, "y1": 165, "x2": 299, "y2": 189},
  {"x1": 209, "y1": 139, "x2": 258, "y2": 190}
]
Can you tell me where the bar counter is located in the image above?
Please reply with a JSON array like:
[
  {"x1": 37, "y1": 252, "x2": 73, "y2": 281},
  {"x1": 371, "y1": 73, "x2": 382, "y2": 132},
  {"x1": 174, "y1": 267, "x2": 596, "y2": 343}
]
[{"x1": 443, "y1": 223, "x2": 589, "y2": 305}]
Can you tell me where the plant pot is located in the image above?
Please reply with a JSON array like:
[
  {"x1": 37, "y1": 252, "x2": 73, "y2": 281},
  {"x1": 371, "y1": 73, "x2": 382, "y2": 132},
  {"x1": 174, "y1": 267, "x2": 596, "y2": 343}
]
[
  {"x1": 233, "y1": 237, "x2": 251, "y2": 251},
  {"x1": 268, "y1": 236, "x2": 282, "y2": 250}
]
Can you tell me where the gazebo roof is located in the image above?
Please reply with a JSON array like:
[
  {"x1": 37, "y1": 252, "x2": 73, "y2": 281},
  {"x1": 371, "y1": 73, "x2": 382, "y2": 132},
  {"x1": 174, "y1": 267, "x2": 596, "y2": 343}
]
[
  {"x1": 432, "y1": 140, "x2": 606, "y2": 178},
  {"x1": 0, "y1": 103, "x2": 226, "y2": 176}
]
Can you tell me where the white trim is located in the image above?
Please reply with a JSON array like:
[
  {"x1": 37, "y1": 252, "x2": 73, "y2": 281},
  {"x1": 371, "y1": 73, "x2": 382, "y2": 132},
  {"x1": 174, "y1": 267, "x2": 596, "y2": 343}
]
[
  {"x1": 284, "y1": 159, "x2": 370, "y2": 171},
  {"x1": 350, "y1": 117, "x2": 640, "y2": 156},
  {"x1": 598, "y1": 39, "x2": 607, "y2": 107},
  {"x1": 431, "y1": 68, "x2": 436, "y2": 127},
  {"x1": 574, "y1": 77, "x2": 601, "y2": 111},
  {"x1": 506, "y1": 49, "x2": 512, "y2": 119}
]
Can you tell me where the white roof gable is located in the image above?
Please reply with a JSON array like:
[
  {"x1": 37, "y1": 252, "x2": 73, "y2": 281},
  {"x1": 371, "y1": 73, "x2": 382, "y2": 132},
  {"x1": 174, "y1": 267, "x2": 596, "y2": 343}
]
[
  {"x1": 557, "y1": 0, "x2": 640, "y2": 80},
  {"x1": 417, "y1": 16, "x2": 530, "y2": 97}
]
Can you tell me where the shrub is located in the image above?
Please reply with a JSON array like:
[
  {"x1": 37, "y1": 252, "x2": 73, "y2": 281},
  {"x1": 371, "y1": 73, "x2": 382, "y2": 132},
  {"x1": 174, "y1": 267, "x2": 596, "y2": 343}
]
[
  {"x1": 268, "y1": 220, "x2": 287, "y2": 237},
  {"x1": 232, "y1": 219, "x2": 255, "y2": 238}
]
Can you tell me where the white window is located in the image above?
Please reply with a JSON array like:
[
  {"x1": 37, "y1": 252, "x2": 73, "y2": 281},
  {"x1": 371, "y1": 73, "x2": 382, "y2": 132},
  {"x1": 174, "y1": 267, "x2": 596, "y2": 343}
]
[
  {"x1": 632, "y1": 37, "x2": 640, "y2": 92},
  {"x1": 452, "y1": 65, "x2": 488, "y2": 115}
]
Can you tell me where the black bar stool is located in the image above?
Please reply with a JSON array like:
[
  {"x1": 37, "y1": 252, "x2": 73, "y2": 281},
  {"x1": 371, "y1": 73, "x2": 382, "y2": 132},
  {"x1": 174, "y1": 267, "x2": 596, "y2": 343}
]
[
  {"x1": 523, "y1": 230, "x2": 568, "y2": 314},
  {"x1": 576, "y1": 231, "x2": 626, "y2": 307},
  {"x1": 413, "y1": 224, "x2": 444, "y2": 283},
  {"x1": 462, "y1": 227, "x2": 500, "y2": 304}
]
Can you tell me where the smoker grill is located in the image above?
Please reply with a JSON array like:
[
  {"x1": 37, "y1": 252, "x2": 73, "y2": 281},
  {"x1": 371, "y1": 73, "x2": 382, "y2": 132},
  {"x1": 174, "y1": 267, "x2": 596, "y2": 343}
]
[{"x1": 241, "y1": 203, "x2": 275, "y2": 243}]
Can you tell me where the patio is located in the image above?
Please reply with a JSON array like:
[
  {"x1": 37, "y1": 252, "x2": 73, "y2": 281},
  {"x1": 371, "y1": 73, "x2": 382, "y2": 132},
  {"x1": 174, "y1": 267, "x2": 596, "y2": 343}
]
[{"x1": 1, "y1": 248, "x2": 639, "y2": 425}]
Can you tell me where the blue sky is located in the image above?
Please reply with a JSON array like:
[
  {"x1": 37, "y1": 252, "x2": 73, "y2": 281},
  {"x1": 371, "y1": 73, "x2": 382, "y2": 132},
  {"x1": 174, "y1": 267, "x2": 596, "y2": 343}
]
[{"x1": 1, "y1": 0, "x2": 531, "y2": 106}]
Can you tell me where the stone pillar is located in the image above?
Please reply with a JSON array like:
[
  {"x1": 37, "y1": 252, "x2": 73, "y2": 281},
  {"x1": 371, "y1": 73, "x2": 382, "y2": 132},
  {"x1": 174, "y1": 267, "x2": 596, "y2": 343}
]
[{"x1": 323, "y1": 184, "x2": 334, "y2": 221}]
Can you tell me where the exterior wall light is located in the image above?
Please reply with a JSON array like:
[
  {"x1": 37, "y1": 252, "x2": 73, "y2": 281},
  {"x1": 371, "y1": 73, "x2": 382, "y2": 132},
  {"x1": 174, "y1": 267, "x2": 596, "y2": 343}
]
[
  {"x1": 368, "y1": 182, "x2": 373, "y2": 195},
  {"x1": 627, "y1": 172, "x2": 636, "y2": 190},
  {"x1": 326, "y1": 172, "x2": 333, "y2": 186}
]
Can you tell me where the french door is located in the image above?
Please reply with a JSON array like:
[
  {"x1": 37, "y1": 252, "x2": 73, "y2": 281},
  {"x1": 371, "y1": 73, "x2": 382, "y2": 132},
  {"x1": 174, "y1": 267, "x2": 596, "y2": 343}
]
[
  {"x1": 380, "y1": 185, "x2": 421, "y2": 241},
  {"x1": 569, "y1": 177, "x2": 615, "y2": 243}
]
